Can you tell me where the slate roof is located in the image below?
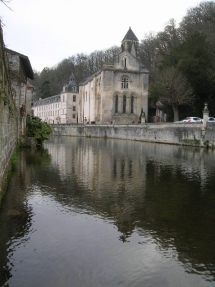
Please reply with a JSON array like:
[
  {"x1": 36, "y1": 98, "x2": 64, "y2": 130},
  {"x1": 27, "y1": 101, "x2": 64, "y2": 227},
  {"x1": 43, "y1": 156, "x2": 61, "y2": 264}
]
[
  {"x1": 33, "y1": 95, "x2": 61, "y2": 107},
  {"x1": 122, "y1": 27, "x2": 138, "y2": 42}
]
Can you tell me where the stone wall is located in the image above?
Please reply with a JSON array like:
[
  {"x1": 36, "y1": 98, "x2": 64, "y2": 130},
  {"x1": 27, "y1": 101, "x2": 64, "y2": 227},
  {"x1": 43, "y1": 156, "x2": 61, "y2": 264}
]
[
  {"x1": 0, "y1": 104, "x2": 18, "y2": 202},
  {"x1": 51, "y1": 122, "x2": 215, "y2": 147},
  {"x1": 0, "y1": 21, "x2": 18, "y2": 203}
]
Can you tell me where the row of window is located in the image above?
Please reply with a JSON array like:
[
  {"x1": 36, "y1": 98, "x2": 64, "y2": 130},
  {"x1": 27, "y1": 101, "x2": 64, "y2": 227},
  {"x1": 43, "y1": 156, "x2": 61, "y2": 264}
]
[
  {"x1": 36, "y1": 103, "x2": 60, "y2": 111},
  {"x1": 35, "y1": 95, "x2": 77, "y2": 110},
  {"x1": 115, "y1": 95, "x2": 134, "y2": 114},
  {"x1": 35, "y1": 106, "x2": 76, "y2": 117},
  {"x1": 36, "y1": 110, "x2": 61, "y2": 117}
]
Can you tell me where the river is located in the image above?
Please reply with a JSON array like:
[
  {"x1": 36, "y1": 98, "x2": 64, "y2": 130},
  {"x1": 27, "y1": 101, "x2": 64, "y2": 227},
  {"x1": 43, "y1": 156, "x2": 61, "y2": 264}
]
[{"x1": 1, "y1": 136, "x2": 215, "y2": 287}]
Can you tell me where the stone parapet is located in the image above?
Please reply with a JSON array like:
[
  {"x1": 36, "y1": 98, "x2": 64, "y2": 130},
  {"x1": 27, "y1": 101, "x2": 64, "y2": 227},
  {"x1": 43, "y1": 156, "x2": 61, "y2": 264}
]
[{"x1": 51, "y1": 122, "x2": 215, "y2": 147}]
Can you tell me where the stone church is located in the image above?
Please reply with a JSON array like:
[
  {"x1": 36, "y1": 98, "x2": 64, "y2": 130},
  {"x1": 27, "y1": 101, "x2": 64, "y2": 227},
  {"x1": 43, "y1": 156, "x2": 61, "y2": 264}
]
[
  {"x1": 78, "y1": 27, "x2": 149, "y2": 124},
  {"x1": 32, "y1": 28, "x2": 149, "y2": 125}
]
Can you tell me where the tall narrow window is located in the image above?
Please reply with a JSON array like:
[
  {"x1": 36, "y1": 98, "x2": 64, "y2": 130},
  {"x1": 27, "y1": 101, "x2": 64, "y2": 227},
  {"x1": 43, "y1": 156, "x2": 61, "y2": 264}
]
[
  {"x1": 73, "y1": 95, "x2": 76, "y2": 102},
  {"x1": 121, "y1": 77, "x2": 128, "y2": 89},
  {"x1": 131, "y1": 96, "x2": 134, "y2": 114},
  {"x1": 124, "y1": 58, "x2": 127, "y2": 68},
  {"x1": 123, "y1": 95, "x2": 126, "y2": 113},
  {"x1": 115, "y1": 95, "x2": 118, "y2": 113}
]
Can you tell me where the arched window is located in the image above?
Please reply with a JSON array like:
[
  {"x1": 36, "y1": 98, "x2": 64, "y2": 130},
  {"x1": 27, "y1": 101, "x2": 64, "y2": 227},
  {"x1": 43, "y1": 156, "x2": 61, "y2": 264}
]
[
  {"x1": 121, "y1": 77, "x2": 128, "y2": 89},
  {"x1": 115, "y1": 95, "x2": 118, "y2": 113},
  {"x1": 123, "y1": 95, "x2": 126, "y2": 113},
  {"x1": 123, "y1": 56, "x2": 129, "y2": 68},
  {"x1": 131, "y1": 96, "x2": 134, "y2": 113}
]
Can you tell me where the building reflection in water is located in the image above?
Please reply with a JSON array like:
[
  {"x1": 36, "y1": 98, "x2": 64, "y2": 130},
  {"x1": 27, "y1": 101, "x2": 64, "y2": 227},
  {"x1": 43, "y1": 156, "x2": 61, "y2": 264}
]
[
  {"x1": 44, "y1": 136, "x2": 215, "y2": 278},
  {"x1": 1, "y1": 136, "x2": 215, "y2": 286}
]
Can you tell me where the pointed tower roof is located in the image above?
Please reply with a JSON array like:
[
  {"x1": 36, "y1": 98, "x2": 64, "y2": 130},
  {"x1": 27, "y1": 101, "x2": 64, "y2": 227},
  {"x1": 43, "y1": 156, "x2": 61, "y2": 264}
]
[{"x1": 122, "y1": 27, "x2": 138, "y2": 42}]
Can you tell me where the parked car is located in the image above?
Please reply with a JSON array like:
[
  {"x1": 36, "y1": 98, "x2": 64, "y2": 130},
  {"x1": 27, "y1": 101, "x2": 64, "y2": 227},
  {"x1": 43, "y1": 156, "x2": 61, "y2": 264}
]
[
  {"x1": 180, "y1": 117, "x2": 202, "y2": 123},
  {"x1": 199, "y1": 117, "x2": 215, "y2": 122},
  {"x1": 208, "y1": 117, "x2": 215, "y2": 122}
]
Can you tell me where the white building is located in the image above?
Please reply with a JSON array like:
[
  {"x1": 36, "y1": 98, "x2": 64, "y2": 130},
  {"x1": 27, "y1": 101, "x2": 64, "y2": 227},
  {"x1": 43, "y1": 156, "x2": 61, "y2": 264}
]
[{"x1": 32, "y1": 75, "x2": 79, "y2": 124}]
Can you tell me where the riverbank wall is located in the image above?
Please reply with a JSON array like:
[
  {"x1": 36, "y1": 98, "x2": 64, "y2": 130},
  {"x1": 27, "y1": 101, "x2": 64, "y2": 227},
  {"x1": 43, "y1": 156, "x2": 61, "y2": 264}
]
[
  {"x1": 51, "y1": 123, "x2": 215, "y2": 147},
  {"x1": 0, "y1": 112, "x2": 17, "y2": 203},
  {"x1": 0, "y1": 21, "x2": 18, "y2": 204}
]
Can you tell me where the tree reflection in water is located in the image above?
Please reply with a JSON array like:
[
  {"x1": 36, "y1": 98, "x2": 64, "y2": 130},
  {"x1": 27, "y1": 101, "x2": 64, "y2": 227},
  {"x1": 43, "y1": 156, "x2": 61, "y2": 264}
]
[{"x1": 0, "y1": 137, "x2": 215, "y2": 286}]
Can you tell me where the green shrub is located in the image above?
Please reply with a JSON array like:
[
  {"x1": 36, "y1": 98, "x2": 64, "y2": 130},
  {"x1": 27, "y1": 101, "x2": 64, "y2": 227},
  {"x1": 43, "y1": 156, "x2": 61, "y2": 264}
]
[
  {"x1": 11, "y1": 151, "x2": 18, "y2": 167},
  {"x1": 26, "y1": 116, "x2": 52, "y2": 145}
]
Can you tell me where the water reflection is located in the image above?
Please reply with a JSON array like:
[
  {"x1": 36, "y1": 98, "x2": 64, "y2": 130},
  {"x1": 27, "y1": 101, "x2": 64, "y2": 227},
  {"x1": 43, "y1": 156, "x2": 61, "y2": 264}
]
[{"x1": 0, "y1": 136, "x2": 215, "y2": 286}]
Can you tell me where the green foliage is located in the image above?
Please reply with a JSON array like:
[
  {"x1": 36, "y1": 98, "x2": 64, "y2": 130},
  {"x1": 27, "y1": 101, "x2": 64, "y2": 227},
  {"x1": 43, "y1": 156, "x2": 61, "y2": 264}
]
[
  {"x1": 39, "y1": 80, "x2": 54, "y2": 99},
  {"x1": 140, "y1": 1, "x2": 215, "y2": 118},
  {"x1": 161, "y1": 33, "x2": 215, "y2": 114},
  {"x1": 11, "y1": 151, "x2": 18, "y2": 167},
  {"x1": 204, "y1": 140, "x2": 210, "y2": 149},
  {"x1": 27, "y1": 116, "x2": 52, "y2": 145}
]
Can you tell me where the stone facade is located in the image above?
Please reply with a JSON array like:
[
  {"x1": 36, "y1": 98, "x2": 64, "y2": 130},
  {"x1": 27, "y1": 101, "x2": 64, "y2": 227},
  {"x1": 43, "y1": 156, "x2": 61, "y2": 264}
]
[
  {"x1": 5, "y1": 48, "x2": 34, "y2": 136},
  {"x1": 79, "y1": 28, "x2": 149, "y2": 124},
  {"x1": 26, "y1": 82, "x2": 36, "y2": 116},
  {"x1": 0, "y1": 21, "x2": 34, "y2": 202},
  {"x1": 32, "y1": 76, "x2": 79, "y2": 124}
]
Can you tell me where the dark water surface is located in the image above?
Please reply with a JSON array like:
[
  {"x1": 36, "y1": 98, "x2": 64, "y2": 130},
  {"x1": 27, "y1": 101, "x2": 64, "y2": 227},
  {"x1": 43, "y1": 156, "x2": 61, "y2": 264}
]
[{"x1": 1, "y1": 136, "x2": 215, "y2": 287}]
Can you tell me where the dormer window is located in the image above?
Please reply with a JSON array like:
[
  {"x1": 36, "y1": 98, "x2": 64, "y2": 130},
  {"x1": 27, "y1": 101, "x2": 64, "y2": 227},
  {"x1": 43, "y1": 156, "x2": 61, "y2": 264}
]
[{"x1": 121, "y1": 77, "x2": 128, "y2": 89}]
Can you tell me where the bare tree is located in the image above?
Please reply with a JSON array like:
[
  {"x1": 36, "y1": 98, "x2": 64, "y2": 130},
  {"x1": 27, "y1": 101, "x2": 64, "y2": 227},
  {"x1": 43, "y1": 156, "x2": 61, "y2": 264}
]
[
  {"x1": 150, "y1": 67, "x2": 195, "y2": 121},
  {"x1": 0, "y1": 0, "x2": 12, "y2": 10},
  {"x1": 179, "y1": 1, "x2": 215, "y2": 45}
]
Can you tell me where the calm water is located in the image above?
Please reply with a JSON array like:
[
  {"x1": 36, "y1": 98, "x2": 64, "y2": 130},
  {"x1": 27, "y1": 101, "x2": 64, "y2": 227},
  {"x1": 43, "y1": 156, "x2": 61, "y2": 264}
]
[{"x1": 1, "y1": 136, "x2": 215, "y2": 287}]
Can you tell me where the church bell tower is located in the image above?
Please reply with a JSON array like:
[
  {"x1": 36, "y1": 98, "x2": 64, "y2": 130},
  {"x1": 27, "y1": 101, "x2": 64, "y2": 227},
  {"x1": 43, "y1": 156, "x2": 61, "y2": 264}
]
[{"x1": 121, "y1": 27, "x2": 139, "y2": 58}]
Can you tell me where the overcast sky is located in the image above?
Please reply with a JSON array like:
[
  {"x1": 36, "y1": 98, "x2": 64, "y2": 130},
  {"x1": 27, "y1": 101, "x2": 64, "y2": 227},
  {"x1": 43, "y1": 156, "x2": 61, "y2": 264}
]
[{"x1": 1, "y1": 0, "x2": 204, "y2": 72}]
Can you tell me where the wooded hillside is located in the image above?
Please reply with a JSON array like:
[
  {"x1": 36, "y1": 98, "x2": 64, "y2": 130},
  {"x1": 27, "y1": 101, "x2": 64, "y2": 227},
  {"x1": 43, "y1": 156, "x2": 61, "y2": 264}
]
[{"x1": 31, "y1": 1, "x2": 215, "y2": 119}]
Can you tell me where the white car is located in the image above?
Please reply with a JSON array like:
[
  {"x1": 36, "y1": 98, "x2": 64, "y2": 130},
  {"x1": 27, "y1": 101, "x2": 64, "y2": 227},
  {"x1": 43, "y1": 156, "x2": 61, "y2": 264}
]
[
  {"x1": 199, "y1": 117, "x2": 215, "y2": 122},
  {"x1": 181, "y1": 117, "x2": 202, "y2": 123},
  {"x1": 208, "y1": 117, "x2": 215, "y2": 122}
]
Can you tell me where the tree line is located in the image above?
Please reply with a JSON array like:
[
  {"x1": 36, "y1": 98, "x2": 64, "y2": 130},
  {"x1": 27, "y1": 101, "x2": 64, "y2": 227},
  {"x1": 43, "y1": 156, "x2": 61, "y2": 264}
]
[
  {"x1": 140, "y1": 1, "x2": 215, "y2": 120},
  {"x1": 31, "y1": 1, "x2": 215, "y2": 121},
  {"x1": 32, "y1": 47, "x2": 120, "y2": 99}
]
